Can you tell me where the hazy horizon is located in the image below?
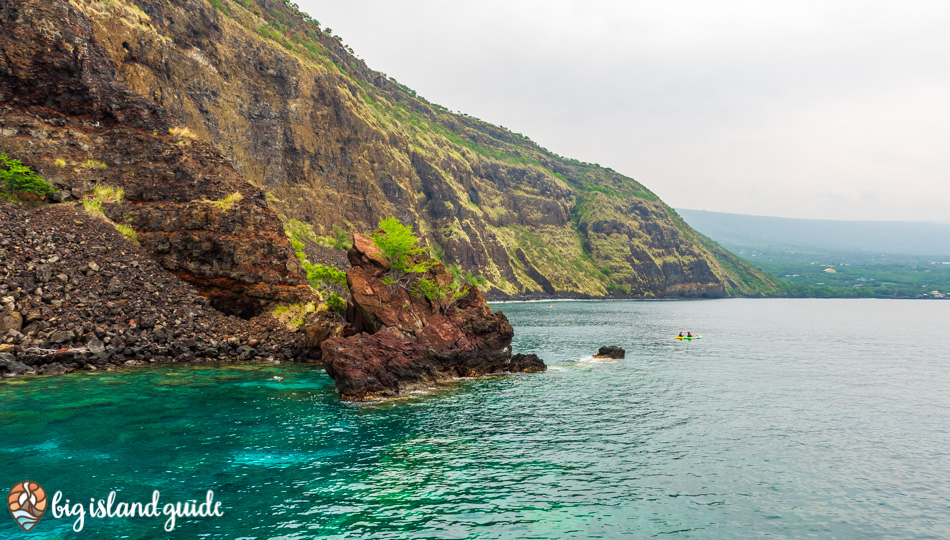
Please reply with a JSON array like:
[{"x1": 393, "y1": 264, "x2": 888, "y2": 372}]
[
  {"x1": 675, "y1": 208, "x2": 950, "y2": 225},
  {"x1": 298, "y1": 1, "x2": 950, "y2": 223}
]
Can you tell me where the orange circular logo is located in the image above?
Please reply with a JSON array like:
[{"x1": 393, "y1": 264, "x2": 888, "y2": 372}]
[{"x1": 7, "y1": 481, "x2": 47, "y2": 532}]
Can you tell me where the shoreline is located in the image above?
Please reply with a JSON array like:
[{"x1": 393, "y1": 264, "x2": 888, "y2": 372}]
[
  {"x1": 488, "y1": 296, "x2": 949, "y2": 304},
  {"x1": 0, "y1": 357, "x2": 315, "y2": 382}
]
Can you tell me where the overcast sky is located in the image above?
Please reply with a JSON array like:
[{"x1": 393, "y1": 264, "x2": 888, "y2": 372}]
[{"x1": 298, "y1": 1, "x2": 950, "y2": 222}]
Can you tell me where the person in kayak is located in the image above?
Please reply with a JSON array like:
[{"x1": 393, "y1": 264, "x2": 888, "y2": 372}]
[
  {"x1": 687, "y1": 332, "x2": 694, "y2": 338},
  {"x1": 678, "y1": 332, "x2": 684, "y2": 338}
]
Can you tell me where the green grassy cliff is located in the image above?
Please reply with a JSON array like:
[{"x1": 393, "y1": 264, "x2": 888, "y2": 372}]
[{"x1": 67, "y1": 0, "x2": 781, "y2": 298}]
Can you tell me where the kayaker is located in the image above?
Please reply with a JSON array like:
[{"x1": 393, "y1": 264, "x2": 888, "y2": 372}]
[
  {"x1": 678, "y1": 332, "x2": 684, "y2": 338},
  {"x1": 687, "y1": 332, "x2": 693, "y2": 338}
]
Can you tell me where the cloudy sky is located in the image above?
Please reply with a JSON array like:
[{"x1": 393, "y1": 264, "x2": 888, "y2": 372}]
[{"x1": 298, "y1": 1, "x2": 950, "y2": 222}]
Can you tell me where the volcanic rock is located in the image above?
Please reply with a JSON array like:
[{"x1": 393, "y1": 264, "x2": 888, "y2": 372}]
[
  {"x1": 0, "y1": 202, "x2": 316, "y2": 376},
  {"x1": 0, "y1": 354, "x2": 33, "y2": 376},
  {"x1": 593, "y1": 346, "x2": 625, "y2": 359},
  {"x1": 0, "y1": 304, "x2": 22, "y2": 334},
  {"x1": 321, "y1": 234, "x2": 545, "y2": 400}
]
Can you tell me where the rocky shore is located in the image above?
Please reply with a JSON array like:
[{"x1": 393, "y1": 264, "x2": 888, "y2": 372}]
[
  {"x1": 0, "y1": 202, "x2": 313, "y2": 376},
  {"x1": 0, "y1": 203, "x2": 544, "y2": 401},
  {"x1": 0, "y1": 0, "x2": 546, "y2": 393}
]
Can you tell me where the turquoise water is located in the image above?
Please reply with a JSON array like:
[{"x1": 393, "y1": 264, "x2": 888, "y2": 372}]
[{"x1": 2, "y1": 299, "x2": 949, "y2": 538}]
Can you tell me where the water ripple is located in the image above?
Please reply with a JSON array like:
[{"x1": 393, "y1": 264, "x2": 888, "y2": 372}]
[{"x1": 1, "y1": 299, "x2": 949, "y2": 538}]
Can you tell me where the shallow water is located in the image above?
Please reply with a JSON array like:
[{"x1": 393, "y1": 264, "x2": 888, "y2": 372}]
[{"x1": 1, "y1": 299, "x2": 949, "y2": 538}]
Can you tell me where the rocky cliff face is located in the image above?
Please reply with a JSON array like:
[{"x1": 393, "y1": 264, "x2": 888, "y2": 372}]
[
  {"x1": 49, "y1": 0, "x2": 782, "y2": 299},
  {"x1": 0, "y1": 0, "x2": 313, "y2": 315},
  {"x1": 321, "y1": 234, "x2": 544, "y2": 400}
]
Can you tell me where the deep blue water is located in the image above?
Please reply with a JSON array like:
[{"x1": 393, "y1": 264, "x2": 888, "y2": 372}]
[{"x1": 1, "y1": 299, "x2": 949, "y2": 538}]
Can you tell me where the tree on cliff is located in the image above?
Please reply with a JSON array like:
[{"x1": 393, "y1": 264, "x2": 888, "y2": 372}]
[
  {"x1": 372, "y1": 217, "x2": 432, "y2": 290},
  {"x1": 372, "y1": 217, "x2": 471, "y2": 315}
]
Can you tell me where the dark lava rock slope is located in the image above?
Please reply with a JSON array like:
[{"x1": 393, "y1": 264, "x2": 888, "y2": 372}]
[{"x1": 0, "y1": 202, "x2": 311, "y2": 376}]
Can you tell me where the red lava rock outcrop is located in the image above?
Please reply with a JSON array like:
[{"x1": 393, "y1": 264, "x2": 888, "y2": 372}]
[{"x1": 321, "y1": 234, "x2": 545, "y2": 400}]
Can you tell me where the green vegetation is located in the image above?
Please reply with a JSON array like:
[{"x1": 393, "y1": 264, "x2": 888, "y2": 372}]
[
  {"x1": 412, "y1": 276, "x2": 469, "y2": 315},
  {"x1": 114, "y1": 223, "x2": 139, "y2": 243},
  {"x1": 0, "y1": 153, "x2": 54, "y2": 202},
  {"x1": 80, "y1": 159, "x2": 107, "y2": 169},
  {"x1": 690, "y1": 233, "x2": 785, "y2": 297},
  {"x1": 284, "y1": 218, "x2": 349, "y2": 317},
  {"x1": 315, "y1": 224, "x2": 352, "y2": 251},
  {"x1": 202, "y1": 191, "x2": 243, "y2": 211},
  {"x1": 92, "y1": 184, "x2": 125, "y2": 204},
  {"x1": 367, "y1": 217, "x2": 472, "y2": 313},
  {"x1": 305, "y1": 263, "x2": 346, "y2": 290},
  {"x1": 444, "y1": 263, "x2": 487, "y2": 288},
  {"x1": 284, "y1": 218, "x2": 317, "y2": 252},
  {"x1": 81, "y1": 185, "x2": 140, "y2": 244},
  {"x1": 209, "y1": 0, "x2": 230, "y2": 16},
  {"x1": 305, "y1": 263, "x2": 347, "y2": 317},
  {"x1": 684, "y1": 210, "x2": 950, "y2": 298},
  {"x1": 82, "y1": 198, "x2": 105, "y2": 218},
  {"x1": 756, "y1": 257, "x2": 950, "y2": 298},
  {"x1": 372, "y1": 217, "x2": 432, "y2": 288},
  {"x1": 272, "y1": 302, "x2": 315, "y2": 328}
]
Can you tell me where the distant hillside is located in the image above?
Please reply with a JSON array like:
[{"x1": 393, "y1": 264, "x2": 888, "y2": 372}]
[
  {"x1": 676, "y1": 209, "x2": 950, "y2": 258},
  {"x1": 677, "y1": 209, "x2": 950, "y2": 298}
]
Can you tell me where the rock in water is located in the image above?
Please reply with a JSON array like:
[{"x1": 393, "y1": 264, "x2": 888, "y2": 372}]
[
  {"x1": 594, "y1": 346, "x2": 625, "y2": 359},
  {"x1": 510, "y1": 353, "x2": 547, "y2": 372},
  {"x1": 321, "y1": 234, "x2": 545, "y2": 400}
]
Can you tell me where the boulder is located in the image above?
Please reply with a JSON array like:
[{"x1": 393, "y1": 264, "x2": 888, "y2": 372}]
[
  {"x1": 510, "y1": 353, "x2": 547, "y2": 372},
  {"x1": 0, "y1": 353, "x2": 33, "y2": 377},
  {"x1": 86, "y1": 336, "x2": 107, "y2": 359},
  {"x1": 594, "y1": 346, "x2": 625, "y2": 359},
  {"x1": 321, "y1": 234, "x2": 545, "y2": 400},
  {"x1": 0, "y1": 310, "x2": 22, "y2": 334},
  {"x1": 302, "y1": 310, "x2": 345, "y2": 348}
]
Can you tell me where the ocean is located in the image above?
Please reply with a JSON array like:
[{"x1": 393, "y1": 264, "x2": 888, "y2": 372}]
[{"x1": 1, "y1": 299, "x2": 948, "y2": 538}]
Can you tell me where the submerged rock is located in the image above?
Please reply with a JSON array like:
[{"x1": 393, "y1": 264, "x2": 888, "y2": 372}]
[
  {"x1": 594, "y1": 346, "x2": 625, "y2": 359},
  {"x1": 321, "y1": 234, "x2": 545, "y2": 400}
]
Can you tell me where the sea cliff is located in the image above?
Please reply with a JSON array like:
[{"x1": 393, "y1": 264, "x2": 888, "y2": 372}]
[{"x1": 3, "y1": 0, "x2": 781, "y2": 299}]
